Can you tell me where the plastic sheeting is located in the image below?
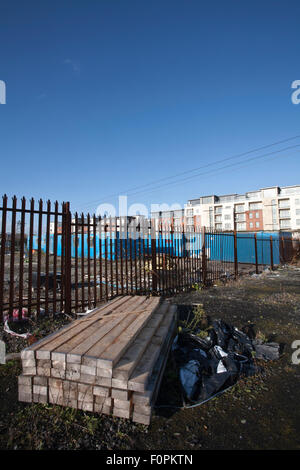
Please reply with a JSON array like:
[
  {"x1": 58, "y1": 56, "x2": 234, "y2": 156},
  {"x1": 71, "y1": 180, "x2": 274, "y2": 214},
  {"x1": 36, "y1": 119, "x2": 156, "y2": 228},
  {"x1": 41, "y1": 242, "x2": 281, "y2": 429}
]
[{"x1": 173, "y1": 319, "x2": 280, "y2": 405}]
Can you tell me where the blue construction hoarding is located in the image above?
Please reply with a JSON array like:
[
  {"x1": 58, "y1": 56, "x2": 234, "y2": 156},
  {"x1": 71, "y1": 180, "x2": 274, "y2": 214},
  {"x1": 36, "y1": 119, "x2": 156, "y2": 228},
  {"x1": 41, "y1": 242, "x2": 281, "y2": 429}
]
[{"x1": 27, "y1": 231, "x2": 290, "y2": 265}]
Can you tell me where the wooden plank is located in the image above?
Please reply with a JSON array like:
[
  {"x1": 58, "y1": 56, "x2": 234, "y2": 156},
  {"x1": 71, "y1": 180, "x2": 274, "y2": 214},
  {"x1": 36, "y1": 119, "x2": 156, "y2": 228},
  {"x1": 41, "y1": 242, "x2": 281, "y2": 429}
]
[
  {"x1": 65, "y1": 296, "x2": 146, "y2": 363},
  {"x1": 33, "y1": 376, "x2": 48, "y2": 386},
  {"x1": 95, "y1": 376, "x2": 112, "y2": 387},
  {"x1": 113, "y1": 407, "x2": 132, "y2": 419},
  {"x1": 133, "y1": 403, "x2": 151, "y2": 416},
  {"x1": 31, "y1": 296, "x2": 132, "y2": 357},
  {"x1": 84, "y1": 296, "x2": 152, "y2": 362},
  {"x1": 132, "y1": 411, "x2": 151, "y2": 425},
  {"x1": 112, "y1": 302, "x2": 170, "y2": 380},
  {"x1": 19, "y1": 391, "x2": 33, "y2": 403},
  {"x1": 132, "y1": 315, "x2": 177, "y2": 406},
  {"x1": 111, "y1": 389, "x2": 131, "y2": 401},
  {"x1": 95, "y1": 297, "x2": 161, "y2": 370},
  {"x1": 22, "y1": 366, "x2": 37, "y2": 376},
  {"x1": 128, "y1": 306, "x2": 176, "y2": 392},
  {"x1": 93, "y1": 385, "x2": 110, "y2": 397},
  {"x1": 18, "y1": 375, "x2": 33, "y2": 387},
  {"x1": 113, "y1": 399, "x2": 131, "y2": 411}
]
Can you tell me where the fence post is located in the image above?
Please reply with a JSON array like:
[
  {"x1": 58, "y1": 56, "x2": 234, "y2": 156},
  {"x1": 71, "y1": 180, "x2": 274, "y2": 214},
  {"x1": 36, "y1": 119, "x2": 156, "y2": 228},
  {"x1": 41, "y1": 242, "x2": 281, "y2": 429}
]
[
  {"x1": 270, "y1": 235, "x2": 274, "y2": 270},
  {"x1": 254, "y1": 233, "x2": 258, "y2": 274},
  {"x1": 201, "y1": 226, "x2": 207, "y2": 286},
  {"x1": 281, "y1": 236, "x2": 285, "y2": 264},
  {"x1": 64, "y1": 202, "x2": 72, "y2": 314},
  {"x1": 234, "y1": 230, "x2": 238, "y2": 279},
  {"x1": 151, "y1": 224, "x2": 158, "y2": 294}
]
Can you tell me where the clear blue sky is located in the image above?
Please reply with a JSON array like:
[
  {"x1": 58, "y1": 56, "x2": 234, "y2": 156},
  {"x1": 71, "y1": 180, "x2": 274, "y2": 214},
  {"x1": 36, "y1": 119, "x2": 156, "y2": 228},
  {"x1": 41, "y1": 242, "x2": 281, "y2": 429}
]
[{"x1": 0, "y1": 0, "x2": 300, "y2": 215}]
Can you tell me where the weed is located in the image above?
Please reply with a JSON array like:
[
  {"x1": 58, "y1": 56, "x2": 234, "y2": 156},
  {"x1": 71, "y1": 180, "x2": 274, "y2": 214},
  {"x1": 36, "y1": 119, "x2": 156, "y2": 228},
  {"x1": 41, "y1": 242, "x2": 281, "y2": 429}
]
[{"x1": 182, "y1": 304, "x2": 208, "y2": 331}]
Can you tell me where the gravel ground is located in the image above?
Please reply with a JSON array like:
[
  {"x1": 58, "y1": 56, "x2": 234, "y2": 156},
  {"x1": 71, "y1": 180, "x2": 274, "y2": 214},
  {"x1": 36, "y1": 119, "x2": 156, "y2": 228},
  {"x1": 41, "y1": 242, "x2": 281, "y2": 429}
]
[{"x1": 0, "y1": 265, "x2": 300, "y2": 450}]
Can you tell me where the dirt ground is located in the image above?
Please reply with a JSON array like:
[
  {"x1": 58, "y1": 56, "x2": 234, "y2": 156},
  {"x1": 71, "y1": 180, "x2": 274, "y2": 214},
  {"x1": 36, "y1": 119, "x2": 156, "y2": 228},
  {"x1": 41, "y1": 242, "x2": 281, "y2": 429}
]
[{"x1": 0, "y1": 265, "x2": 300, "y2": 450}]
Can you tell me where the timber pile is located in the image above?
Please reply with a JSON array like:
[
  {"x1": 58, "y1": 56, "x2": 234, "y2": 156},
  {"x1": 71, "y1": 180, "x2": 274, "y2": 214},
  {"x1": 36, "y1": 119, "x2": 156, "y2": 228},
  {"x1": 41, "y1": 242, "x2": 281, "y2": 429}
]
[{"x1": 18, "y1": 295, "x2": 177, "y2": 425}]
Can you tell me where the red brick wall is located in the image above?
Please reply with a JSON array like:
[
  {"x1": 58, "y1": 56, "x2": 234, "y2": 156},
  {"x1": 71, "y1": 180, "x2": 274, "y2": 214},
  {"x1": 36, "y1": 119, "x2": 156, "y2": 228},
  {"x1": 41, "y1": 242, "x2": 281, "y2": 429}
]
[{"x1": 245, "y1": 209, "x2": 263, "y2": 231}]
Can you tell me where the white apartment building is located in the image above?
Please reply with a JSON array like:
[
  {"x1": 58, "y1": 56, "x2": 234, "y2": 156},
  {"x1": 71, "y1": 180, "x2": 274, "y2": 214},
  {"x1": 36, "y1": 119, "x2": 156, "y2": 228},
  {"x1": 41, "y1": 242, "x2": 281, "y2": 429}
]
[
  {"x1": 184, "y1": 185, "x2": 300, "y2": 232},
  {"x1": 151, "y1": 185, "x2": 300, "y2": 233}
]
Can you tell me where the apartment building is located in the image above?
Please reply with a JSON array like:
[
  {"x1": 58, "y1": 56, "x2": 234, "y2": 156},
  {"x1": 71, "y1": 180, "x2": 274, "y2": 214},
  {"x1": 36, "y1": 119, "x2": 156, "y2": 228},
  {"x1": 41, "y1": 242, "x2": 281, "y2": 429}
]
[{"x1": 151, "y1": 185, "x2": 300, "y2": 233}]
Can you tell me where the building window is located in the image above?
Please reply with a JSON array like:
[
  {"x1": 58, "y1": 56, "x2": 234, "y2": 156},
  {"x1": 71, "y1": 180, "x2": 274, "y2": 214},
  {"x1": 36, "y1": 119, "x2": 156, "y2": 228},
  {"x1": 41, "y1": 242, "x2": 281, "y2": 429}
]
[
  {"x1": 296, "y1": 219, "x2": 300, "y2": 225},
  {"x1": 224, "y1": 214, "x2": 231, "y2": 220},
  {"x1": 249, "y1": 213, "x2": 253, "y2": 219},
  {"x1": 224, "y1": 223, "x2": 231, "y2": 229},
  {"x1": 215, "y1": 215, "x2": 222, "y2": 222},
  {"x1": 215, "y1": 223, "x2": 222, "y2": 230},
  {"x1": 296, "y1": 209, "x2": 300, "y2": 216},
  {"x1": 296, "y1": 199, "x2": 300, "y2": 205},
  {"x1": 255, "y1": 222, "x2": 260, "y2": 228},
  {"x1": 249, "y1": 222, "x2": 253, "y2": 228},
  {"x1": 235, "y1": 213, "x2": 245, "y2": 222},
  {"x1": 236, "y1": 222, "x2": 246, "y2": 231},
  {"x1": 235, "y1": 204, "x2": 245, "y2": 213},
  {"x1": 187, "y1": 217, "x2": 193, "y2": 225},
  {"x1": 186, "y1": 209, "x2": 193, "y2": 216},
  {"x1": 249, "y1": 202, "x2": 262, "y2": 210},
  {"x1": 215, "y1": 206, "x2": 222, "y2": 214},
  {"x1": 278, "y1": 199, "x2": 290, "y2": 209},
  {"x1": 279, "y1": 209, "x2": 291, "y2": 218},
  {"x1": 255, "y1": 212, "x2": 259, "y2": 218},
  {"x1": 280, "y1": 219, "x2": 291, "y2": 228}
]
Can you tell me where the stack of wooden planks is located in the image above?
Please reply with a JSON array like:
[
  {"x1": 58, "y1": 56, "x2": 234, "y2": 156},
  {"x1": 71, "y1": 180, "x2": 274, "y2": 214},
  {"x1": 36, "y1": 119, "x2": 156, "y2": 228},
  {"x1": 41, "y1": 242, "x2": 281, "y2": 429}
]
[{"x1": 18, "y1": 295, "x2": 177, "y2": 425}]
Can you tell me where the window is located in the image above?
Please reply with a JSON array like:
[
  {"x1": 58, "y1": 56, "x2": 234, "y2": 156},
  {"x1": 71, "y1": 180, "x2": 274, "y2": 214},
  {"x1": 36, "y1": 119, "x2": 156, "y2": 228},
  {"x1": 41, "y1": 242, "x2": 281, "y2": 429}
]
[
  {"x1": 215, "y1": 223, "x2": 222, "y2": 230},
  {"x1": 186, "y1": 209, "x2": 193, "y2": 216},
  {"x1": 255, "y1": 212, "x2": 259, "y2": 218},
  {"x1": 296, "y1": 219, "x2": 300, "y2": 225},
  {"x1": 249, "y1": 222, "x2": 253, "y2": 228},
  {"x1": 280, "y1": 219, "x2": 291, "y2": 228},
  {"x1": 279, "y1": 209, "x2": 290, "y2": 218},
  {"x1": 278, "y1": 199, "x2": 290, "y2": 209},
  {"x1": 296, "y1": 209, "x2": 300, "y2": 216},
  {"x1": 235, "y1": 213, "x2": 245, "y2": 222},
  {"x1": 271, "y1": 200, "x2": 277, "y2": 225},
  {"x1": 296, "y1": 199, "x2": 300, "y2": 205},
  {"x1": 236, "y1": 222, "x2": 246, "y2": 231},
  {"x1": 249, "y1": 202, "x2": 262, "y2": 210},
  {"x1": 235, "y1": 204, "x2": 245, "y2": 213},
  {"x1": 224, "y1": 223, "x2": 231, "y2": 229},
  {"x1": 215, "y1": 215, "x2": 222, "y2": 222},
  {"x1": 187, "y1": 217, "x2": 193, "y2": 225},
  {"x1": 249, "y1": 213, "x2": 253, "y2": 219},
  {"x1": 255, "y1": 222, "x2": 260, "y2": 228},
  {"x1": 215, "y1": 206, "x2": 222, "y2": 214},
  {"x1": 224, "y1": 214, "x2": 231, "y2": 220}
]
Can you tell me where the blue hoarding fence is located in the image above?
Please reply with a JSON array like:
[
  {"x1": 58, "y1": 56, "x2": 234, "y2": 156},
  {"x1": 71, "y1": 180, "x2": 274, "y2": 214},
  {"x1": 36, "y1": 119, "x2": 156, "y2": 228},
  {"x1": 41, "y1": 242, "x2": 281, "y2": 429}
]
[{"x1": 27, "y1": 230, "x2": 290, "y2": 267}]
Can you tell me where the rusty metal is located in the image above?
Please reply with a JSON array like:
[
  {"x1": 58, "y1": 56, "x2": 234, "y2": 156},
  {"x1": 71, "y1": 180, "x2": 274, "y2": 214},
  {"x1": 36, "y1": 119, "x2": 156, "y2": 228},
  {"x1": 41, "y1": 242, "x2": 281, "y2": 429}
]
[
  {"x1": 64, "y1": 202, "x2": 72, "y2": 315},
  {"x1": 27, "y1": 198, "x2": 34, "y2": 316}
]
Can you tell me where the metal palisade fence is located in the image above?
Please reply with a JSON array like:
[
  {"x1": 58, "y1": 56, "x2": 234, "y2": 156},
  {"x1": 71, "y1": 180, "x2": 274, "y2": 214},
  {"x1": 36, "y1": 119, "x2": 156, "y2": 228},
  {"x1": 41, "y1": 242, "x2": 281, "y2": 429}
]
[{"x1": 0, "y1": 194, "x2": 299, "y2": 321}]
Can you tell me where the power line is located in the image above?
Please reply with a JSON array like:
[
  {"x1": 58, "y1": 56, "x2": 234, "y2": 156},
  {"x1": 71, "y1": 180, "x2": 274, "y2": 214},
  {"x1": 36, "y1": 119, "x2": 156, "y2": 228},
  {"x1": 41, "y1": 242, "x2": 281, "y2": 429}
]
[
  {"x1": 79, "y1": 141, "x2": 300, "y2": 211},
  {"x1": 119, "y1": 146, "x2": 300, "y2": 201},
  {"x1": 79, "y1": 133, "x2": 300, "y2": 209},
  {"x1": 125, "y1": 143, "x2": 300, "y2": 196}
]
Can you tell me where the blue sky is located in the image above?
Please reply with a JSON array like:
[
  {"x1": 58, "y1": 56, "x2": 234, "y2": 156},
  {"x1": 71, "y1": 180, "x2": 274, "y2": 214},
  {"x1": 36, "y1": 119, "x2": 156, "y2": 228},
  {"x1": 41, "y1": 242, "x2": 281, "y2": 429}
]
[{"x1": 0, "y1": 0, "x2": 300, "y2": 215}]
